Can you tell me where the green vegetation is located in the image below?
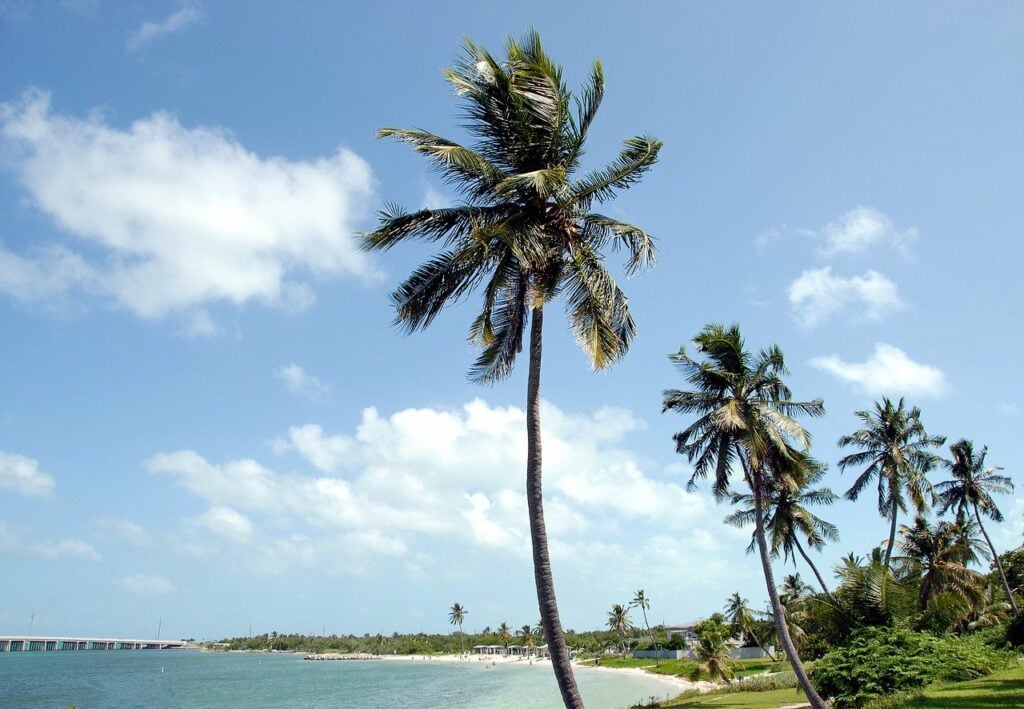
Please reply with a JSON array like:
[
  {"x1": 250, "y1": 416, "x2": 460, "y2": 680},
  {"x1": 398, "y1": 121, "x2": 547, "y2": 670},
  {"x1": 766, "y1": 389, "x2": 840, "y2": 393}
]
[
  {"x1": 361, "y1": 29, "x2": 662, "y2": 709},
  {"x1": 897, "y1": 661, "x2": 1024, "y2": 707},
  {"x1": 811, "y1": 626, "x2": 1015, "y2": 707}
]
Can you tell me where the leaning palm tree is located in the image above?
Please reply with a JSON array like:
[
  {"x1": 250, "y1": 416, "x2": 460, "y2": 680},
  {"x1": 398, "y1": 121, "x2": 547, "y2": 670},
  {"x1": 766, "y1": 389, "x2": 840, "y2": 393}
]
[
  {"x1": 837, "y1": 397, "x2": 945, "y2": 571},
  {"x1": 935, "y1": 439, "x2": 1018, "y2": 614},
  {"x1": 663, "y1": 323, "x2": 827, "y2": 709},
  {"x1": 448, "y1": 603, "x2": 467, "y2": 654},
  {"x1": 723, "y1": 592, "x2": 776, "y2": 661},
  {"x1": 362, "y1": 31, "x2": 661, "y2": 709},
  {"x1": 688, "y1": 621, "x2": 735, "y2": 684},
  {"x1": 726, "y1": 451, "x2": 839, "y2": 600},
  {"x1": 630, "y1": 589, "x2": 658, "y2": 651}
]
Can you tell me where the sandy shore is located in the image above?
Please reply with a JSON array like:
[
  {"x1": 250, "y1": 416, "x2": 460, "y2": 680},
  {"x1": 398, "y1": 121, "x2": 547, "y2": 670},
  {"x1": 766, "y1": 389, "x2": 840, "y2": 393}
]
[{"x1": 328, "y1": 652, "x2": 711, "y2": 694}]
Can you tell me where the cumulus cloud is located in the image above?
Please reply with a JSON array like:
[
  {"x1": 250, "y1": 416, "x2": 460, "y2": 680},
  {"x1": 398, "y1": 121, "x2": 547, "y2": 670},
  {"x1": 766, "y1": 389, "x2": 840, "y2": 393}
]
[
  {"x1": 787, "y1": 267, "x2": 904, "y2": 327},
  {"x1": 0, "y1": 450, "x2": 55, "y2": 496},
  {"x1": 116, "y1": 574, "x2": 176, "y2": 594},
  {"x1": 127, "y1": 3, "x2": 202, "y2": 51},
  {"x1": 0, "y1": 90, "x2": 375, "y2": 324},
  {"x1": 191, "y1": 506, "x2": 255, "y2": 543},
  {"x1": 149, "y1": 399, "x2": 710, "y2": 571},
  {"x1": 818, "y1": 206, "x2": 918, "y2": 258},
  {"x1": 92, "y1": 518, "x2": 153, "y2": 547},
  {"x1": 275, "y1": 363, "x2": 327, "y2": 400},
  {"x1": 420, "y1": 182, "x2": 450, "y2": 210},
  {"x1": 810, "y1": 343, "x2": 948, "y2": 397}
]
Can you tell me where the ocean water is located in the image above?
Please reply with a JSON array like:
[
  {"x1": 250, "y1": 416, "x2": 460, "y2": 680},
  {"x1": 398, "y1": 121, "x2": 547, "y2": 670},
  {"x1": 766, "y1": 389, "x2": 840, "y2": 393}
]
[{"x1": 0, "y1": 651, "x2": 680, "y2": 708}]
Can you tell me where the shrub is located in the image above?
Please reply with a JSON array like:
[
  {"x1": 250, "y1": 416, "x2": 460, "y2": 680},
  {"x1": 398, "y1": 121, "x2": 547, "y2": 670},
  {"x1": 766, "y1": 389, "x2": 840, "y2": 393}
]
[
  {"x1": 810, "y1": 626, "x2": 1014, "y2": 707},
  {"x1": 1005, "y1": 613, "x2": 1024, "y2": 648}
]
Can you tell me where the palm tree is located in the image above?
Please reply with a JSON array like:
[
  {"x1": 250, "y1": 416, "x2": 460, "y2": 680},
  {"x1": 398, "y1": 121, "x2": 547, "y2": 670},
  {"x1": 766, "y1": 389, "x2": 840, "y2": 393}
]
[
  {"x1": 935, "y1": 439, "x2": 1017, "y2": 614},
  {"x1": 630, "y1": 589, "x2": 658, "y2": 651},
  {"x1": 663, "y1": 323, "x2": 827, "y2": 709},
  {"x1": 688, "y1": 620, "x2": 735, "y2": 684},
  {"x1": 897, "y1": 516, "x2": 983, "y2": 612},
  {"x1": 606, "y1": 603, "x2": 632, "y2": 656},
  {"x1": 725, "y1": 451, "x2": 839, "y2": 600},
  {"x1": 517, "y1": 624, "x2": 536, "y2": 654},
  {"x1": 497, "y1": 622, "x2": 512, "y2": 651},
  {"x1": 448, "y1": 603, "x2": 467, "y2": 654},
  {"x1": 723, "y1": 592, "x2": 776, "y2": 661},
  {"x1": 779, "y1": 573, "x2": 812, "y2": 604},
  {"x1": 361, "y1": 31, "x2": 661, "y2": 709},
  {"x1": 837, "y1": 397, "x2": 945, "y2": 571}
]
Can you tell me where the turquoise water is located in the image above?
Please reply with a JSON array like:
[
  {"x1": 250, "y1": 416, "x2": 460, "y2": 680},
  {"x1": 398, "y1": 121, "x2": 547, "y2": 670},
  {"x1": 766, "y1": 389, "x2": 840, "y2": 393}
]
[{"x1": 0, "y1": 651, "x2": 680, "y2": 708}]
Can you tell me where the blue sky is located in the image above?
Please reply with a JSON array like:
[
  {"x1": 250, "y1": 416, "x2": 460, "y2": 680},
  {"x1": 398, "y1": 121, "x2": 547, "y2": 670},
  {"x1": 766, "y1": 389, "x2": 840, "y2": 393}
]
[{"x1": 1, "y1": 2, "x2": 1022, "y2": 641}]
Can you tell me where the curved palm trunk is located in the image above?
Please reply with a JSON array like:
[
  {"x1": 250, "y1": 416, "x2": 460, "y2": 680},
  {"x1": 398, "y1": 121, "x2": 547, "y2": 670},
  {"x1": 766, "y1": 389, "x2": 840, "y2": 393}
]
[
  {"x1": 458, "y1": 621, "x2": 464, "y2": 654},
  {"x1": 641, "y1": 607, "x2": 657, "y2": 650},
  {"x1": 747, "y1": 627, "x2": 778, "y2": 662},
  {"x1": 883, "y1": 496, "x2": 899, "y2": 571},
  {"x1": 975, "y1": 504, "x2": 1019, "y2": 615},
  {"x1": 793, "y1": 537, "x2": 836, "y2": 603},
  {"x1": 526, "y1": 307, "x2": 584, "y2": 709},
  {"x1": 752, "y1": 468, "x2": 826, "y2": 709}
]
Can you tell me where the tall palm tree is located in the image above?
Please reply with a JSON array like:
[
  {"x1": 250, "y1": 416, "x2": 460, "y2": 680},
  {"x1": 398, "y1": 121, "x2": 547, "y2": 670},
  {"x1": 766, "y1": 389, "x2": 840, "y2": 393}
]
[
  {"x1": 448, "y1": 603, "x2": 467, "y2": 654},
  {"x1": 630, "y1": 589, "x2": 658, "y2": 651},
  {"x1": 606, "y1": 603, "x2": 632, "y2": 656},
  {"x1": 779, "y1": 573, "x2": 812, "y2": 604},
  {"x1": 517, "y1": 624, "x2": 536, "y2": 654},
  {"x1": 723, "y1": 592, "x2": 776, "y2": 661},
  {"x1": 663, "y1": 323, "x2": 827, "y2": 709},
  {"x1": 725, "y1": 451, "x2": 839, "y2": 600},
  {"x1": 837, "y1": 397, "x2": 945, "y2": 570},
  {"x1": 362, "y1": 31, "x2": 661, "y2": 709},
  {"x1": 935, "y1": 439, "x2": 1017, "y2": 614},
  {"x1": 497, "y1": 621, "x2": 512, "y2": 651}
]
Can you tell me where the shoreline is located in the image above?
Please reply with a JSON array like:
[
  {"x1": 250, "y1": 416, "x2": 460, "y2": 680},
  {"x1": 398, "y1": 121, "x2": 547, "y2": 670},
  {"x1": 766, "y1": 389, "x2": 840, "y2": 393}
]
[{"x1": 303, "y1": 651, "x2": 709, "y2": 694}]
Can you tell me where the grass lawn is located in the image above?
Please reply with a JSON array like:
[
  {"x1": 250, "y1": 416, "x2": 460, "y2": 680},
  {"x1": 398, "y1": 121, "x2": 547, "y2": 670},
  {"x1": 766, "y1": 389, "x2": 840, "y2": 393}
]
[
  {"x1": 658, "y1": 687, "x2": 807, "y2": 708},
  {"x1": 900, "y1": 662, "x2": 1024, "y2": 708}
]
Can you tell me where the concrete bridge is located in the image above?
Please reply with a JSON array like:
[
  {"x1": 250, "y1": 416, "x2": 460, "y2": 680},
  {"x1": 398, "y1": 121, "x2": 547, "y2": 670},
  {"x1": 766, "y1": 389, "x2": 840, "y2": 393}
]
[{"x1": 0, "y1": 636, "x2": 188, "y2": 652}]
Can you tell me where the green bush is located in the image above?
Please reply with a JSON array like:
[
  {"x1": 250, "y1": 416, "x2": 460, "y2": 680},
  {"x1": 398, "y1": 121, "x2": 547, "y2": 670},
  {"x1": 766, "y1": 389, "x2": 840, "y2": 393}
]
[{"x1": 810, "y1": 626, "x2": 1014, "y2": 707}]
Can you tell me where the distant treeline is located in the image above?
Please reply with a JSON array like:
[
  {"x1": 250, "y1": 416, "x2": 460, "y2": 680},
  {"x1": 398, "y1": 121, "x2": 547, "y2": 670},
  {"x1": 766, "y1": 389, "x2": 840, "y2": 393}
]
[{"x1": 215, "y1": 625, "x2": 696, "y2": 655}]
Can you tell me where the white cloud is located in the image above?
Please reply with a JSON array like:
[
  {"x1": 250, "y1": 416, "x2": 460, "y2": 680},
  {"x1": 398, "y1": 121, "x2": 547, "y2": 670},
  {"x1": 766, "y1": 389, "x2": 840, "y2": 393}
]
[
  {"x1": 149, "y1": 399, "x2": 711, "y2": 572},
  {"x1": 0, "y1": 90, "x2": 376, "y2": 324},
  {"x1": 810, "y1": 343, "x2": 948, "y2": 397},
  {"x1": 275, "y1": 363, "x2": 327, "y2": 400},
  {"x1": 818, "y1": 206, "x2": 918, "y2": 258},
  {"x1": 787, "y1": 267, "x2": 904, "y2": 327},
  {"x1": 116, "y1": 574, "x2": 176, "y2": 594},
  {"x1": 420, "y1": 182, "x2": 450, "y2": 210},
  {"x1": 191, "y1": 506, "x2": 255, "y2": 543},
  {"x1": 0, "y1": 522, "x2": 101, "y2": 560},
  {"x1": 127, "y1": 3, "x2": 202, "y2": 51},
  {"x1": 0, "y1": 450, "x2": 55, "y2": 496}
]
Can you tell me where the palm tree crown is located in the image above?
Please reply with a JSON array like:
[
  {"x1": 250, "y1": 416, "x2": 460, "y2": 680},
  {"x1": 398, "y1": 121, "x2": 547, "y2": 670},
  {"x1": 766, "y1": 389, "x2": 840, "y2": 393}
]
[
  {"x1": 361, "y1": 30, "x2": 662, "y2": 384},
  {"x1": 837, "y1": 397, "x2": 944, "y2": 569}
]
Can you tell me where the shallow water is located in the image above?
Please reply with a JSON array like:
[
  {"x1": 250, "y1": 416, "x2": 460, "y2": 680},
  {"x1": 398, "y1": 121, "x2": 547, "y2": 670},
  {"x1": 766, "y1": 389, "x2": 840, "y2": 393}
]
[{"x1": 0, "y1": 650, "x2": 680, "y2": 708}]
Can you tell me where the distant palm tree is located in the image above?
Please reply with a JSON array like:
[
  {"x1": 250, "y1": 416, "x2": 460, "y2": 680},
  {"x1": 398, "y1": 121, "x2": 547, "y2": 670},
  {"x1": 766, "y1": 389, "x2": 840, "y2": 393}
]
[
  {"x1": 779, "y1": 573, "x2": 812, "y2": 604},
  {"x1": 630, "y1": 589, "x2": 658, "y2": 651},
  {"x1": 448, "y1": 603, "x2": 468, "y2": 654},
  {"x1": 517, "y1": 624, "x2": 536, "y2": 654},
  {"x1": 497, "y1": 622, "x2": 512, "y2": 650},
  {"x1": 663, "y1": 323, "x2": 827, "y2": 709},
  {"x1": 361, "y1": 31, "x2": 661, "y2": 709},
  {"x1": 606, "y1": 603, "x2": 632, "y2": 656},
  {"x1": 726, "y1": 451, "x2": 839, "y2": 600},
  {"x1": 935, "y1": 439, "x2": 1017, "y2": 614},
  {"x1": 837, "y1": 397, "x2": 945, "y2": 570},
  {"x1": 723, "y1": 592, "x2": 776, "y2": 661}
]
